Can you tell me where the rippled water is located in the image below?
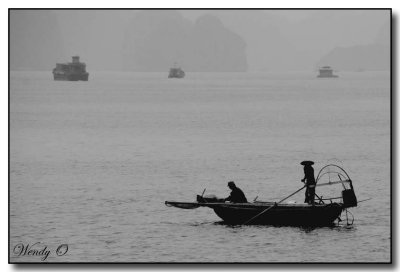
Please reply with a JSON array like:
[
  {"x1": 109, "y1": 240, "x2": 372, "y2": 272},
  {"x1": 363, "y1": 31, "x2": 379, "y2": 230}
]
[{"x1": 10, "y1": 71, "x2": 390, "y2": 262}]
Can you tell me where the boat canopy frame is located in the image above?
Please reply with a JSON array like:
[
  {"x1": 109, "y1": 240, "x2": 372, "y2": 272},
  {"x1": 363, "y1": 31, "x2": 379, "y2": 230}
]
[
  {"x1": 316, "y1": 164, "x2": 354, "y2": 189},
  {"x1": 314, "y1": 164, "x2": 356, "y2": 205}
]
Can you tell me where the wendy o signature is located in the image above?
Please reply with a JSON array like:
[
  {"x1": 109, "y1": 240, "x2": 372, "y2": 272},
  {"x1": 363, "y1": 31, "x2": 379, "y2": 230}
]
[{"x1": 13, "y1": 242, "x2": 68, "y2": 261}]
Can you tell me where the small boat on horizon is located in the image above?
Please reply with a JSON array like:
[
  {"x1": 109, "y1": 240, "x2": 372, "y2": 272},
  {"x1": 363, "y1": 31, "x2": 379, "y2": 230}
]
[
  {"x1": 168, "y1": 63, "x2": 185, "y2": 78},
  {"x1": 165, "y1": 164, "x2": 358, "y2": 227},
  {"x1": 317, "y1": 66, "x2": 339, "y2": 78},
  {"x1": 53, "y1": 56, "x2": 89, "y2": 81}
]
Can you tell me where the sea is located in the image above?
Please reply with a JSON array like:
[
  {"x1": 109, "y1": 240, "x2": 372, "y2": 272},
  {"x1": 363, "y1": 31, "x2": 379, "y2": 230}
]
[{"x1": 9, "y1": 71, "x2": 391, "y2": 263}]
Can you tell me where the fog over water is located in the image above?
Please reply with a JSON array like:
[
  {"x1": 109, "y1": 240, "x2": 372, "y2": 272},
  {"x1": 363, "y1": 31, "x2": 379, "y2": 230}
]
[
  {"x1": 9, "y1": 9, "x2": 391, "y2": 263},
  {"x1": 10, "y1": 71, "x2": 390, "y2": 262},
  {"x1": 10, "y1": 10, "x2": 390, "y2": 71}
]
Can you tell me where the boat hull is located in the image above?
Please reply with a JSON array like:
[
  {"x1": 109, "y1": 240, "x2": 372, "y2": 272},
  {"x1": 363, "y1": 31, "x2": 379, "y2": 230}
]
[
  {"x1": 168, "y1": 73, "x2": 185, "y2": 78},
  {"x1": 165, "y1": 201, "x2": 344, "y2": 226},
  {"x1": 53, "y1": 72, "x2": 89, "y2": 81},
  {"x1": 317, "y1": 75, "x2": 339, "y2": 78},
  {"x1": 211, "y1": 203, "x2": 343, "y2": 226}
]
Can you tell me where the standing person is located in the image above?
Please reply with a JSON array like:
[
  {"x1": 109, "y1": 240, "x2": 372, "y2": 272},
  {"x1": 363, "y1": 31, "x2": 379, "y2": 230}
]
[
  {"x1": 301, "y1": 161, "x2": 316, "y2": 205},
  {"x1": 224, "y1": 181, "x2": 248, "y2": 203}
]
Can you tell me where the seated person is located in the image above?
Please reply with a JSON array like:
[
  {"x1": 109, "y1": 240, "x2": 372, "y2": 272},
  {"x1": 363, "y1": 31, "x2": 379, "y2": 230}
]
[{"x1": 225, "y1": 181, "x2": 248, "y2": 203}]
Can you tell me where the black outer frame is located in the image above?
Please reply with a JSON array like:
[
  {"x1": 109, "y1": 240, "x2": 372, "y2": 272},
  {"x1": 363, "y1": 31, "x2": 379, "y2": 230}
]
[{"x1": 8, "y1": 7, "x2": 393, "y2": 265}]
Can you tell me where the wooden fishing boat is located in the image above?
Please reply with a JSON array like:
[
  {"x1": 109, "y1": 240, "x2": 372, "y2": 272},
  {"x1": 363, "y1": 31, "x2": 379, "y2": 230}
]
[{"x1": 165, "y1": 164, "x2": 358, "y2": 226}]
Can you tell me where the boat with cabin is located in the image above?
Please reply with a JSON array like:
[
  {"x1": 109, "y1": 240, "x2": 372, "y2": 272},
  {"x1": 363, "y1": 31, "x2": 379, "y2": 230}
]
[
  {"x1": 317, "y1": 66, "x2": 338, "y2": 78},
  {"x1": 53, "y1": 56, "x2": 89, "y2": 81},
  {"x1": 168, "y1": 63, "x2": 185, "y2": 78},
  {"x1": 165, "y1": 164, "x2": 358, "y2": 227}
]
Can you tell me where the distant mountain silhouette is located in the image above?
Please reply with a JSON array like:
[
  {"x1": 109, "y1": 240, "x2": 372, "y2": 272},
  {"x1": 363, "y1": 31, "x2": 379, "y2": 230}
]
[
  {"x1": 317, "y1": 21, "x2": 390, "y2": 71},
  {"x1": 181, "y1": 10, "x2": 389, "y2": 71},
  {"x1": 194, "y1": 10, "x2": 296, "y2": 71},
  {"x1": 317, "y1": 44, "x2": 389, "y2": 71},
  {"x1": 122, "y1": 11, "x2": 247, "y2": 72},
  {"x1": 9, "y1": 10, "x2": 389, "y2": 72}
]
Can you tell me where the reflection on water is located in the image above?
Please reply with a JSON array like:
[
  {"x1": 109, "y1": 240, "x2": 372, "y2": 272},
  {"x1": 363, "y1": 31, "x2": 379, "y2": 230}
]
[{"x1": 10, "y1": 71, "x2": 390, "y2": 262}]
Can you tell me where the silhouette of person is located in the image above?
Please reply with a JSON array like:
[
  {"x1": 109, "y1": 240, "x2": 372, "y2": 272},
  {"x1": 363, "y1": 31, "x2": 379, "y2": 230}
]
[
  {"x1": 224, "y1": 181, "x2": 248, "y2": 203},
  {"x1": 301, "y1": 161, "x2": 316, "y2": 204}
]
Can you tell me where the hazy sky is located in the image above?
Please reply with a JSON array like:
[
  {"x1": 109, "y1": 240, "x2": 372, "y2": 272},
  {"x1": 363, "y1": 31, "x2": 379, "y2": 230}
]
[{"x1": 10, "y1": 9, "x2": 390, "y2": 71}]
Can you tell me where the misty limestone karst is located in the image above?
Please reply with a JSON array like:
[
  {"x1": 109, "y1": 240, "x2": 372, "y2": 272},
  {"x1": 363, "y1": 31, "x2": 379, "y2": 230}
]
[
  {"x1": 9, "y1": 10, "x2": 390, "y2": 72},
  {"x1": 122, "y1": 11, "x2": 247, "y2": 72},
  {"x1": 316, "y1": 15, "x2": 390, "y2": 71},
  {"x1": 189, "y1": 14, "x2": 247, "y2": 72},
  {"x1": 187, "y1": 10, "x2": 389, "y2": 71},
  {"x1": 122, "y1": 11, "x2": 192, "y2": 71},
  {"x1": 317, "y1": 44, "x2": 389, "y2": 71}
]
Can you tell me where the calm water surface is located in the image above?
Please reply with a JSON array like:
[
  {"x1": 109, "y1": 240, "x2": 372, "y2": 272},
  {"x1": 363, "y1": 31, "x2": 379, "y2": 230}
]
[{"x1": 10, "y1": 71, "x2": 390, "y2": 262}]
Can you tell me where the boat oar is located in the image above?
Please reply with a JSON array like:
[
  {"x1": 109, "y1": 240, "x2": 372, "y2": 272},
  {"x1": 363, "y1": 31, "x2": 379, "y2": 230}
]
[{"x1": 243, "y1": 185, "x2": 306, "y2": 225}]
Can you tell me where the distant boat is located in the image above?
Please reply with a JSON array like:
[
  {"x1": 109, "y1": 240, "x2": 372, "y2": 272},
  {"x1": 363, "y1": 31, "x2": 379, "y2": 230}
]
[
  {"x1": 317, "y1": 66, "x2": 338, "y2": 78},
  {"x1": 168, "y1": 64, "x2": 185, "y2": 78},
  {"x1": 53, "y1": 56, "x2": 89, "y2": 81}
]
